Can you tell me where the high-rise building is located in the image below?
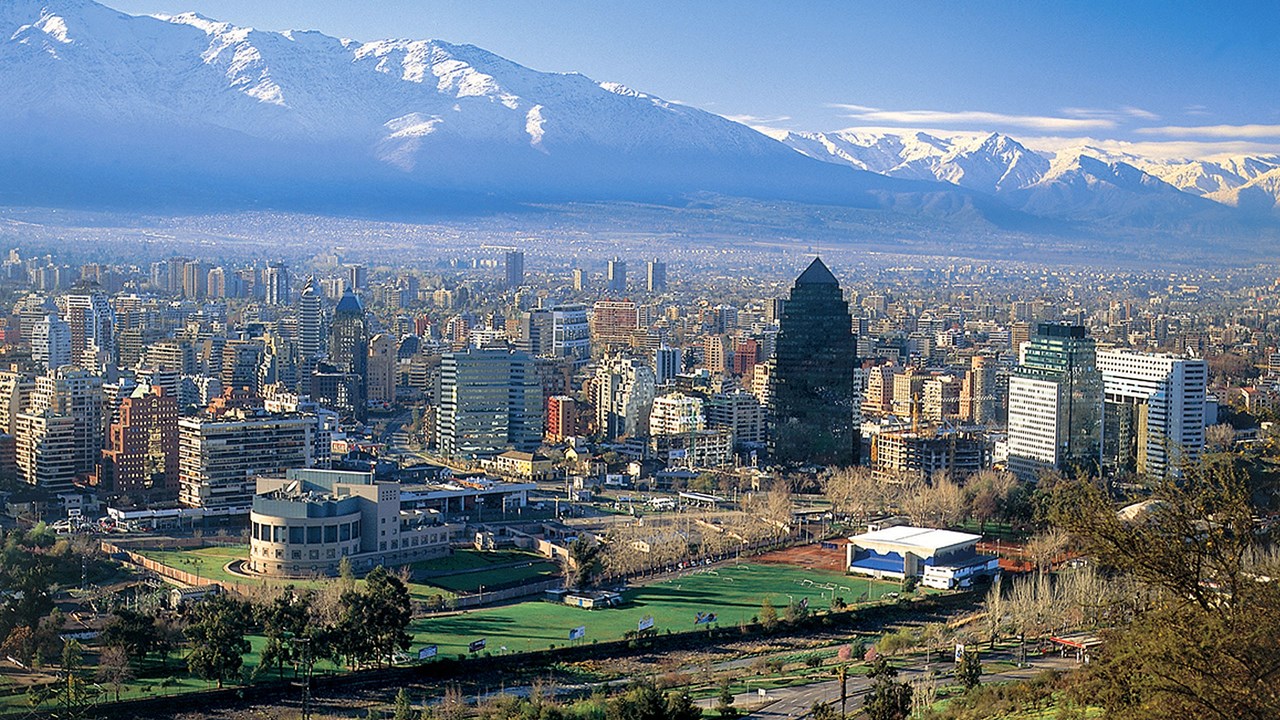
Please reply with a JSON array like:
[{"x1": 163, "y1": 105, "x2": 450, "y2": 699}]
[
  {"x1": 1097, "y1": 349, "x2": 1207, "y2": 478},
  {"x1": 96, "y1": 385, "x2": 179, "y2": 501},
  {"x1": 28, "y1": 367, "x2": 104, "y2": 477},
  {"x1": 15, "y1": 411, "x2": 77, "y2": 492},
  {"x1": 367, "y1": 333, "x2": 397, "y2": 405},
  {"x1": 961, "y1": 355, "x2": 1000, "y2": 424},
  {"x1": 590, "y1": 300, "x2": 639, "y2": 348},
  {"x1": 265, "y1": 262, "x2": 291, "y2": 306},
  {"x1": 347, "y1": 264, "x2": 368, "y2": 290},
  {"x1": 646, "y1": 259, "x2": 667, "y2": 292},
  {"x1": 572, "y1": 268, "x2": 587, "y2": 292},
  {"x1": 182, "y1": 260, "x2": 209, "y2": 300},
  {"x1": 516, "y1": 308, "x2": 555, "y2": 357},
  {"x1": 606, "y1": 258, "x2": 627, "y2": 294},
  {"x1": 704, "y1": 334, "x2": 731, "y2": 375},
  {"x1": 330, "y1": 289, "x2": 369, "y2": 420},
  {"x1": 649, "y1": 393, "x2": 705, "y2": 437},
  {"x1": 551, "y1": 303, "x2": 590, "y2": 365},
  {"x1": 654, "y1": 345, "x2": 682, "y2": 385},
  {"x1": 594, "y1": 354, "x2": 656, "y2": 441},
  {"x1": 545, "y1": 395, "x2": 577, "y2": 443},
  {"x1": 298, "y1": 276, "x2": 326, "y2": 359},
  {"x1": 504, "y1": 250, "x2": 525, "y2": 289},
  {"x1": 1007, "y1": 324, "x2": 1102, "y2": 481},
  {"x1": 769, "y1": 258, "x2": 858, "y2": 466},
  {"x1": 206, "y1": 267, "x2": 227, "y2": 299},
  {"x1": 61, "y1": 284, "x2": 115, "y2": 370},
  {"x1": 437, "y1": 348, "x2": 542, "y2": 458},
  {"x1": 179, "y1": 409, "x2": 317, "y2": 509},
  {"x1": 707, "y1": 390, "x2": 766, "y2": 448},
  {"x1": 32, "y1": 314, "x2": 72, "y2": 371}
]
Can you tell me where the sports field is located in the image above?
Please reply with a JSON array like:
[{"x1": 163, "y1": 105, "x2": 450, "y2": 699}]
[{"x1": 409, "y1": 562, "x2": 902, "y2": 657}]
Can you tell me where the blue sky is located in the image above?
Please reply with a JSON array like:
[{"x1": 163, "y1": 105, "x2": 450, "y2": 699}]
[{"x1": 108, "y1": 0, "x2": 1280, "y2": 155}]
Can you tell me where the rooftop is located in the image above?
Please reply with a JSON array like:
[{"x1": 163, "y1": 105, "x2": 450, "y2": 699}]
[
  {"x1": 850, "y1": 525, "x2": 981, "y2": 552},
  {"x1": 795, "y1": 256, "x2": 838, "y2": 285}
]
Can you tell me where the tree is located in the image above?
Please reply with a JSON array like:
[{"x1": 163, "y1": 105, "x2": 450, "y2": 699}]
[
  {"x1": 664, "y1": 690, "x2": 702, "y2": 720},
  {"x1": 1052, "y1": 456, "x2": 1280, "y2": 719},
  {"x1": 564, "y1": 536, "x2": 603, "y2": 590},
  {"x1": 809, "y1": 701, "x2": 840, "y2": 720},
  {"x1": 96, "y1": 645, "x2": 134, "y2": 702},
  {"x1": 29, "y1": 640, "x2": 99, "y2": 720},
  {"x1": 863, "y1": 657, "x2": 912, "y2": 720},
  {"x1": 256, "y1": 586, "x2": 311, "y2": 678},
  {"x1": 954, "y1": 648, "x2": 982, "y2": 691},
  {"x1": 100, "y1": 608, "x2": 157, "y2": 665},
  {"x1": 758, "y1": 598, "x2": 778, "y2": 632},
  {"x1": 394, "y1": 688, "x2": 415, "y2": 720},
  {"x1": 338, "y1": 566, "x2": 412, "y2": 668},
  {"x1": 715, "y1": 680, "x2": 740, "y2": 719},
  {"x1": 185, "y1": 594, "x2": 251, "y2": 688}
]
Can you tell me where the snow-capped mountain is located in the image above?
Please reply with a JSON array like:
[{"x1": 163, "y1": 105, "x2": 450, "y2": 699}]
[
  {"x1": 773, "y1": 127, "x2": 1280, "y2": 220},
  {"x1": 0, "y1": 0, "x2": 978, "y2": 215}
]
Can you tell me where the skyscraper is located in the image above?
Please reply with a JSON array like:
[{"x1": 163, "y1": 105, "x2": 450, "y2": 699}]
[
  {"x1": 298, "y1": 277, "x2": 326, "y2": 359},
  {"x1": 96, "y1": 385, "x2": 179, "y2": 501},
  {"x1": 646, "y1": 259, "x2": 667, "y2": 292},
  {"x1": 572, "y1": 268, "x2": 587, "y2": 291},
  {"x1": 61, "y1": 283, "x2": 115, "y2": 370},
  {"x1": 265, "y1": 261, "x2": 291, "y2": 306},
  {"x1": 328, "y1": 289, "x2": 369, "y2": 421},
  {"x1": 1007, "y1": 323, "x2": 1102, "y2": 481},
  {"x1": 769, "y1": 258, "x2": 858, "y2": 466},
  {"x1": 32, "y1": 314, "x2": 72, "y2": 371},
  {"x1": 606, "y1": 258, "x2": 627, "y2": 294},
  {"x1": 1097, "y1": 349, "x2": 1207, "y2": 478},
  {"x1": 594, "y1": 354, "x2": 657, "y2": 441},
  {"x1": 504, "y1": 250, "x2": 525, "y2": 289},
  {"x1": 366, "y1": 333, "x2": 397, "y2": 405},
  {"x1": 437, "y1": 348, "x2": 542, "y2": 458}
]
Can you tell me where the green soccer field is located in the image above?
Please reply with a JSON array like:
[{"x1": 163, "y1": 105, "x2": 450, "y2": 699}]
[{"x1": 409, "y1": 562, "x2": 903, "y2": 658}]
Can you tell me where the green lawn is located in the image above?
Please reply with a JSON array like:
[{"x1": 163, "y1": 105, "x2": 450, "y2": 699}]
[
  {"x1": 410, "y1": 562, "x2": 905, "y2": 657},
  {"x1": 422, "y1": 561, "x2": 560, "y2": 594},
  {"x1": 412, "y1": 549, "x2": 549, "y2": 574}
]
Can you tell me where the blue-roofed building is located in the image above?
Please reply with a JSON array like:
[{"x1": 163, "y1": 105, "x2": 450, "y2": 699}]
[{"x1": 846, "y1": 525, "x2": 999, "y2": 590}]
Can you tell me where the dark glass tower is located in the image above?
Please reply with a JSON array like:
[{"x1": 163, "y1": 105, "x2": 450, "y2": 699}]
[
  {"x1": 327, "y1": 289, "x2": 369, "y2": 421},
  {"x1": 769, "y1": 257, "x2": 858, "y2": 466}
]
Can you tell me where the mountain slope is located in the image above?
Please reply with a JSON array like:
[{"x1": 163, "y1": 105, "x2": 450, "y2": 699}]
[{"x1": 0, "y1": 0, "x2": 995, "y2": 217}]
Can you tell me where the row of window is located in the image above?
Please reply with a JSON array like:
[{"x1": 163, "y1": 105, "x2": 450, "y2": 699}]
[{"x1": 252, "y1": 519, "x2": 361, "y2": 545}]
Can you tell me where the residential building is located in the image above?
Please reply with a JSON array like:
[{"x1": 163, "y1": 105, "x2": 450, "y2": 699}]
[
  {"x1": 96, "y1": 385, "x2": 179, "y2": 501},
  {"x1": 594, "y1": 354, "x2": 656, "y2": 441},
  {"x1": 178, "y1": 409, "x2": 317, "y2": 510}
]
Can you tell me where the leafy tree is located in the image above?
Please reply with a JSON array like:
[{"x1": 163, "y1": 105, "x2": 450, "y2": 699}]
[
  {"x1": 759, "y1": 598, "x2": 778, "y2": 632},
  {"x1": 715, "y1": 680, "x2": 740, "y2": 719},
  {"x1": 394, "y1": 688, "x2": 415, "y2": 720},
  {"x1": 1052, "y1": 457, "x2": 1280, "y2": 719},
  {"x1": 565, "y1": 536, "x2": 603, "y2": 590},
  {"x1": 100, "y1": 608, "x2": 157, "y2": 665},
  {"x1": 185, "y1": 594, "x2": 251, "y2": 687},
  {"x1": 954, "y1": 649, "x2": 982, "y2": 691},
  {"x1": 256, "y1": 586, "x2": 312, "y2": 678},
  {"x1": 863, "y1": 657, "x2": 912, "y2": 720},
  {"x1": 809, "y1": 700, "x2": 840, "y2": 720},
  {"x1": 664, "y1": 690, "x2": 701, "y2": 720},
  {"x1": 338, "y1": 566, "x2": 412, "y2": 668}
]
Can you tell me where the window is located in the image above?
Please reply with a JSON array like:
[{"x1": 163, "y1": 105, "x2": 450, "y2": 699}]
[
  {"x1": 307, "y1": 526, "x2": 322, "y2": 544},
  {"x1": 289, "y1": 527, "x2": 304, "y2": 545},
  {"x1": 291, "y1": 550, "x2": 301, "y2": 560},
  {"x1": 379, "y1": 542, "x2": 386, "y2": 551},
  {"x1": 340, "y1": 524, "x2": 351, "y2": 541},
  {"x1": 324, "y1": 525, "x2": 338, "y2": 543}
]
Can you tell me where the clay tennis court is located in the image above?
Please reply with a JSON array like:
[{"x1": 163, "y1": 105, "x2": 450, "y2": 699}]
[{"x1": 754, "y1": 539, "x2": 851, "y2": 572}]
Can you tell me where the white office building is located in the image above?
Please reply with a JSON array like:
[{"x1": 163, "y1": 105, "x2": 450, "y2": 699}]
[{"x1": 1097, "y1": 349, "x2": 1207, "y2": 478}]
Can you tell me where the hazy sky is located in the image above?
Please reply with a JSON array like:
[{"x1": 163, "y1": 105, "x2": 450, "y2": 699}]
[{"x1": 107, "y1": 1, "x2": 1280, "y2": 153}]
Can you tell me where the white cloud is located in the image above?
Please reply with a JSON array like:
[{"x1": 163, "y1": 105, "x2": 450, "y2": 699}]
[
  {"x1": 828, "y1": 104, "x2": 1116, "y2": 131},
  {"x1": 1060, "y1": 106, "x2": 1159, "y2": 121},
  {"x1": 1136, "y1": 124, "x2": 1280, "y2": 139}
]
